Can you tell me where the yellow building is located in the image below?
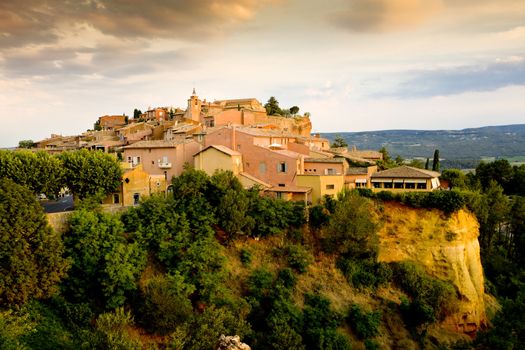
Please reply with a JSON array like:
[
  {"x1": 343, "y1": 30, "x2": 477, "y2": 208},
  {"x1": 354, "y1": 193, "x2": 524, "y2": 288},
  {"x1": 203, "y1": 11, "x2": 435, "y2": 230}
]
[
  {"x1": 296, "y1": 174, "x2": 344, "y2": 204},
  {"x1": 194, "y1": 145, "x2": 243, "y2": 176},
  {"x1": 103, "y1": 163, "x2": 167, "y2": 206}
]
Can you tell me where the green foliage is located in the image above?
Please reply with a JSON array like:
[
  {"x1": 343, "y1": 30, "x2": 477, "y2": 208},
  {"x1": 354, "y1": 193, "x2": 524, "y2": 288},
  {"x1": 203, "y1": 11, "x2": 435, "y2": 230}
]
[
  {"x1": 264, "y1": 96, "x2": 282, "y2": 116},
  {"x1": 393, "y1": 262, "x2": 457, "y2": 327},
  {"x1": 18, "y1": 140, "x2": 36, "y2": 149},
  {"x1": 133, "y1": 108, "x2": 142, "y2": 119},
  {"x1": 347, "y1": 304, "x2": 381, "y2": 339},
  {"x1": 290, "y1": 106, "x2": 300, "y2": 115},
  {"x1": 337, "y1": 258, "x2": 392, "y2": 289},
  {"x1": 0, "y1": 150, "x2": 64, "y2": 196},
  {"x1": 64, "y1": 209, "x2": 146, "y2": 309},
  {"x1": 440, "y1": 169, "x2": 468, "y2": 189},
  {"x1": 136, "y1": 273, "x2": 194, "y2": 334},
  {"x1": 0, "y1": 309, "x2": 35, "y2": 350},
  {"x1": 331, "y1": 135, "x2": 348, "y2": 148},
  {"x1": 0, "y1": 178, "x2": 69, "y2": 306},
  {"x1": 279, "y1": 244, "x2": 313, "y2": 273},
  {"x1": 240, "y1": 248, "x2": 253, "y2": 266},
  {"x1": 96, "y1": 308, "x2": 142, "y2": 349},
  {"x1": 302, "y1": 294, "x2": 351, "y2": 350},
  {"x1": 58, "y1": 149, "x2": 122, "y2": 199},
  {"x1": 323, "y1": 190, "x2": 378, "y2": 258},
  {"x1": 432, "y1": 149, "x2": 440, "y2": 172},
  {"x1": 248, "y1": 195, "x2": 306, "y2": 237}
]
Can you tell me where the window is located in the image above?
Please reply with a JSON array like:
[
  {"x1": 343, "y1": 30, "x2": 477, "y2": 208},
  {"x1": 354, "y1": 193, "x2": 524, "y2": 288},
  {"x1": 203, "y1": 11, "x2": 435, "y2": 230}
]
[
  {"x1": 278, "y1": 183, "x2": 285, "y2": 187},
  {"x1": 113, "y1": 194, "x2": 120, "y2": 204},
  {"x1": 164, "y1": 171, "x2": 167, "y2": 180},
  {"x1": 278, "y1": 162, "x2": 288, "y2": 173},
  {"x1": 162, "y1": 156, "x2": 168, "y2": 164},
  {"x1": 373, "y1": 182, "x2": 381, "y2": 188},
  {"x1": 237, "y1": 144, "x2": 241, "y2": 151},
  {"x1": 417, "y1": 183, "x2": 427, "y2": 190},
  {"x1": 394, "y1": 182, "x2": 404, "y2": 189},
  {"x1": 133, "y1": 193, "x2": 140, "y2": 205},
  {"x1": 384, "y1": 182, "x2": 393, "y2": 189},
  {"x1": 356, "y1": 182, "x2": 365, "y2": 188},
  {"x1": 151, "y1": 160, "x2": 154, "y2": 165},
  {"x1": 326, "y1": 168, "x2": 336, "y2": 175},
  {"x1": 259, "y1": 162, "x2": 266, "y2": 174},
  {"x1": 326, "y1": 184, "x2": 335, "y2": 190},
  {"x1": 276, "y1": 192, "x2": 283, "y2": 199},
  {"x1": 405, "y1": 182, "x2": 415, "y2": 189}
]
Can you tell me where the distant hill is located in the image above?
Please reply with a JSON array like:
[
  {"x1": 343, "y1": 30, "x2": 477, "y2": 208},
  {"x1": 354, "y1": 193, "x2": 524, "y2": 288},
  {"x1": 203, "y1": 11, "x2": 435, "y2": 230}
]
[{"x1": 322, "y1": 124, "x2": 525, "y2": 168}]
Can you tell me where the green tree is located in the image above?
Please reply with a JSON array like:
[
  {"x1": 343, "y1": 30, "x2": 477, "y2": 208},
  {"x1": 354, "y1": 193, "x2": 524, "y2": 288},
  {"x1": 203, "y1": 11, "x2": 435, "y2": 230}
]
[
  {"x1": 264, "y1": 96, "x2": 282, "y2": 116},
  {"x1": 432, "y1": 149, "x2": 440, "y2": 172},
  {"x1": 58, "y1": 149, "x2": 122, "y2": 200},
  {"x1": 133, "y1": 108, "x2": 142, "y2": 119},
  {"x1": 331, "y1": 136, "x2": 348, "y2": 148},
  {"x1": 0, "y1": 150, "x2": 64, "y2": 197},
  {"x1": 18, "y1": 140, "x2": 36, "y2": 149},
  {"x1": 290, "y1": 106, "x2": 300, "y2": 115},
  {"x1": 64, "y1": 209, "x2": 146, "y2": 309},
  {"x1": 0, "y1": 179, "x2": 69, "y2": 306},
  {"x1": 478, "y1": 181, "x2": 509, "y2": 257},
  {"x1": 475, "y1": 159, "x2": 514, "y2": 193},
  {"x1": 440, "y1": 169, "x2": 467, "y2": 189},
  {"x1": 324, "y1": 190, "x2": 378, "y2": 258},
  {"x1": 425, "y1": 158, "x2": 430, "y2": 170},
  {"x1": 407, "y1": 159, "x2": 424, "y2": 168}
]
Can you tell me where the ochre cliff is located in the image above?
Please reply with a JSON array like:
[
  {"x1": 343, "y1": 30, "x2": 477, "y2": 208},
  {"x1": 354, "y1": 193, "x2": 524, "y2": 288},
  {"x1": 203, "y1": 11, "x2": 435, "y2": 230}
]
[
  {"x1": 267, "y1": 115, "x2": 312, "y2": 136},
  {"x1": 377, "y1": 202, "x2": 487, "y2": 334}
]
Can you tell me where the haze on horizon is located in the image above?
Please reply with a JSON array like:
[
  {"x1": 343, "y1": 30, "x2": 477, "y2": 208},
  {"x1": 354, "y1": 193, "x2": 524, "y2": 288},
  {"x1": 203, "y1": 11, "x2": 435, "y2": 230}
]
[{"x1": 1, "y1": 0, "x2": 524, "y2": 147}]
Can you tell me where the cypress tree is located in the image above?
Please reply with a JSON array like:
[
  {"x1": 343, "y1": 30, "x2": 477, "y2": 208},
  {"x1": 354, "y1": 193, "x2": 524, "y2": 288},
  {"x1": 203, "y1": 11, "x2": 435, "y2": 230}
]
[{"x1": 432, "y1": 150, "x2": 440, "y2": 172}]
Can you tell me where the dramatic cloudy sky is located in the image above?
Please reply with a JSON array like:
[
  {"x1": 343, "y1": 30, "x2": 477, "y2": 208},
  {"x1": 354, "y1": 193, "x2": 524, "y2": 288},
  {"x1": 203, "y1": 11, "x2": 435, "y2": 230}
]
[{"x1": 1, "y1": 0, "x2": 525, "y2": 146}]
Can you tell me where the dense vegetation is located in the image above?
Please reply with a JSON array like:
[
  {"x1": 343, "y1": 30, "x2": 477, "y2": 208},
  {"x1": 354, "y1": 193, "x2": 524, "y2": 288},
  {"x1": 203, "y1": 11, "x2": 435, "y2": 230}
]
[{"x1": 1, "y1": 148, "x2": 525, "y2": 348}]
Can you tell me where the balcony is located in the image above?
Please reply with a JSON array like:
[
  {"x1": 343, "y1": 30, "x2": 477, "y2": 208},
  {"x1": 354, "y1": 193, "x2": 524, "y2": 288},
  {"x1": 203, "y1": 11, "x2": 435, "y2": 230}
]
[{"x1": 158, "y1": 162, "x2": 172, "y2": 169}]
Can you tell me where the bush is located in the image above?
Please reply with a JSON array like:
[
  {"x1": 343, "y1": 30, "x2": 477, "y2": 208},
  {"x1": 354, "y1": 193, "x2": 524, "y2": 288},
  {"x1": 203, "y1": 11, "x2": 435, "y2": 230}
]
[
  {"x1": 337, "y1": 258, "x2": 392, "y2": 289},
  {"x1": 393, "y1": 262, "x2": 458, "y2": 326},
  {"x1": 348, "y1": 304, "x2": 381, "y2": 339},
  {"x1": 240, "y1": 248, "x2": 253, "y2": 266},
  {"x1": 96, "y1": 308, "x2": 142, "y2": 349},
  {"x1": 136, "y1": 273, "x2": 194, "y2": 334},
  {"x1": 284, "y1": 245, "x2": 313, "y2": 273}
]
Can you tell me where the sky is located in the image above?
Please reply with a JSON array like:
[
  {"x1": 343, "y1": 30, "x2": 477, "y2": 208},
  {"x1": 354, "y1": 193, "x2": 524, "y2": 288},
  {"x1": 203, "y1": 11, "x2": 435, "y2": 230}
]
[{"x1": 1, "y1": 0, "x2": 525, "y2": 147}]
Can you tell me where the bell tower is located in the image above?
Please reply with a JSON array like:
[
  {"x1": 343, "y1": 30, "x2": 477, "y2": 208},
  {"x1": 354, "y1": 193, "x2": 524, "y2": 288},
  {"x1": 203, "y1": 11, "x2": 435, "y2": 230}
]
[{"x1": 184, "y1": 88, "x2": 202, "y2": 122}]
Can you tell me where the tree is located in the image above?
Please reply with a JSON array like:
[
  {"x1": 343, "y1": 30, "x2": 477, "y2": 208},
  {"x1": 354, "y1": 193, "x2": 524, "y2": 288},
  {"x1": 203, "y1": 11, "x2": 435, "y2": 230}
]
[
  {"x1": 432, "y1": 149, "x2": 440, "y2": 172},
  {"x1": 440, "y1": 169, "x2": 467, "y2": 189},
  {"x1": 324, "y1": 190, "x2": 378, "y2": 258},
  {"x1": 425, "y1": 158, "x2": 430, "y2": 170},
  {"x1": 133, "y1": 108, "x2": 142, "y2": 119},
  {"x1": 264, "y1": 97, "x2": 282, "y2": 116},
  {"x1": 331, "y1": 136, "x2": 348, "y2": 148},
  {"x1": 290, "y1": 106, "x2": 300, "y2": 115},
  {"x1": 58, "y1": 149, "x2": 123, "y2": 200},
  {"x1": 18, "y1": 140, "x2": 36, "y2": 149},
  {"x1": 0, "y1": 179, "x2": 69, "y2": 306},
  {"x1": 64, "y1": 209, "x2": 146, "y2": 309}
]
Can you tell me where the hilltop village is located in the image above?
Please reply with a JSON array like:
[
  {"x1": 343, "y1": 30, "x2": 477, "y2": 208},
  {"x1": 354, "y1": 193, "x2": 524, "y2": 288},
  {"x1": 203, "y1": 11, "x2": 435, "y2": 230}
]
[{"x1": 34, "y1": 90, "x2": 441, "y2": 206}]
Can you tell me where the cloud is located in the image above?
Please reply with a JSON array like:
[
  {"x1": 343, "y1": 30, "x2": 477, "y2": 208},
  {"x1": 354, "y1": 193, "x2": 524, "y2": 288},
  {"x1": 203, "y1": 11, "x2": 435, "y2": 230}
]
[
  {"x1": 0, "y1": 0, "x2": 280, "y2": 49},
  {"x1": 386, "y1": 58, "x2": 525, "y2": 98},
  {"x1": 332, "y1": 0, "x2": 443, "y2": 32}
]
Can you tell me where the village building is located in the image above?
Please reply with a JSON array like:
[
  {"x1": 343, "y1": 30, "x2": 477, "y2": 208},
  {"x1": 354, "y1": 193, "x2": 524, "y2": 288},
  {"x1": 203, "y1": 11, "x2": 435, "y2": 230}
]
[
  {"x1": 370, "y1": 166, "x2": 441, "y2": 191},
  {"x1": 122, "y1": 139, "x2": 201, "y2": 181},
  {"x1": 102, "y1": 163, "x2": 167, "y2": 206},
  {"x1": 98, "y1": 115, "x2": 127, "y2": 130}
]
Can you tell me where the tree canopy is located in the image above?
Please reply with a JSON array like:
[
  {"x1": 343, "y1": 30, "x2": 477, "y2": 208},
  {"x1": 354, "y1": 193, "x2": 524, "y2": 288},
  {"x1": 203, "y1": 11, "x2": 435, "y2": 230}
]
[{"x1": 0, "y1": 178, "x2": 69, "y2": 306}]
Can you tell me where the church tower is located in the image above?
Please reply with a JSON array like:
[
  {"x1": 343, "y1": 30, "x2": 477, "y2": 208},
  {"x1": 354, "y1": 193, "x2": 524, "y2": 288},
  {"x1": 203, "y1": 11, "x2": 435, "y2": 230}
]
[{"x1": 184, "y1": 88, "x2": 202, "y2": 123}]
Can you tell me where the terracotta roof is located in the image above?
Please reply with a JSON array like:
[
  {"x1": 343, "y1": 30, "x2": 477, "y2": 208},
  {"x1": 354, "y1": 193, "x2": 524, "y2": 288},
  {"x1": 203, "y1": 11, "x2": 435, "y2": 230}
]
[
  {"x1": 194, "y1": 145, "x2": 241, "y2": 157},
  {"x1": 239, "y1": 172, "x2": 271, "y2": 188},
  {"x1": 270, "y1": 149, "x2": 304, "y2": 159},
  {"x1": 266, "y1": 185, "x2": 312, "y2": 193},
  {"x1": 304, "y1": 157, "x2": 344, "y2": 164},
  {"x1": 346, "y1": 167, "x2": 369, "y2": 175},
  {"x1": 371, "y1": 166, "x2": 440, "y2": 179},
  {"x1": 123, "y1": 139, "x2": 192, "y2": 149}
]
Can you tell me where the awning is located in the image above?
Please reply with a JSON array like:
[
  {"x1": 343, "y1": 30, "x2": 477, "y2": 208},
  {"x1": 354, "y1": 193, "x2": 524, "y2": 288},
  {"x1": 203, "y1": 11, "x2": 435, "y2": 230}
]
[
  {"x1": 393, "y1": 179, "x2": 404, "y2": 183},
  {"x1": 355, "y1": 178, "x2": 367, "y2": 183},
  {"x1": 371, "y1": 179, "x2": 392, "y2": 183}
]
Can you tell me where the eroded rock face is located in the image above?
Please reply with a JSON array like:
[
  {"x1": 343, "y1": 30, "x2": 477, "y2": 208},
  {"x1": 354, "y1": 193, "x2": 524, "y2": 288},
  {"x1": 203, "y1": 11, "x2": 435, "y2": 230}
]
[
  {"x1": 216, "y1": 335, "x2": 251, "y2": 350},
  {"x1": 377, "y1": 202, "x2": 487, "y2": 334}
]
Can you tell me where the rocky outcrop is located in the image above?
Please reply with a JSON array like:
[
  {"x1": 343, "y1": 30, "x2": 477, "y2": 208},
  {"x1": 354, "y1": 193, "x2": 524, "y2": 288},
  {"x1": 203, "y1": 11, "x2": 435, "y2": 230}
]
[
  {"x1": 216, "y1": 335, "x2": 251, "y2": 350},
  {"x1": 377, "y1": 202, "x2": 487, "y2": 334},
  {"x1": 267, "y1": 115, "x2": 312, "y2": 136}
]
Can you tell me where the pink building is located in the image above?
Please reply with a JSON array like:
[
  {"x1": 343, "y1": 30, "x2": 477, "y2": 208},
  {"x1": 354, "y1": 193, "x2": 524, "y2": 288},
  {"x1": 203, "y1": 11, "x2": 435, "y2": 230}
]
[{"x1": 122, "y1": 139, "x2": 202, "y2": 181}]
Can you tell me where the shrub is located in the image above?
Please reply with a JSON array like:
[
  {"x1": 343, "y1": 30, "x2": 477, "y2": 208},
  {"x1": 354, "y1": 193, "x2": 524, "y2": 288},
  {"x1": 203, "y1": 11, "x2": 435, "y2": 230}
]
[
  {"x1": 284, "y1": 245, "x2": 313, "y2": 273},
  {"x1": 240, "y1": 248, "x2": 253, "y2": 266},
  {"x1": 96, "y1": 308, "x2": 142, "y2": 349},
  {"x1": 337, "y1": 258, "x2": 392, "y2": 289},
  {"x1": 348, "y1": 304, "x2": 382, "y2": 339}
]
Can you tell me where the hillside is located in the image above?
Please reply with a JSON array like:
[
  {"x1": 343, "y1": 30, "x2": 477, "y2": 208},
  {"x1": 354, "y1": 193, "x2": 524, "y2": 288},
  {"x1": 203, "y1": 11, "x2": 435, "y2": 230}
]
[{"x1": 322, "y1": 124, "x2": 525, "y2": 168}]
